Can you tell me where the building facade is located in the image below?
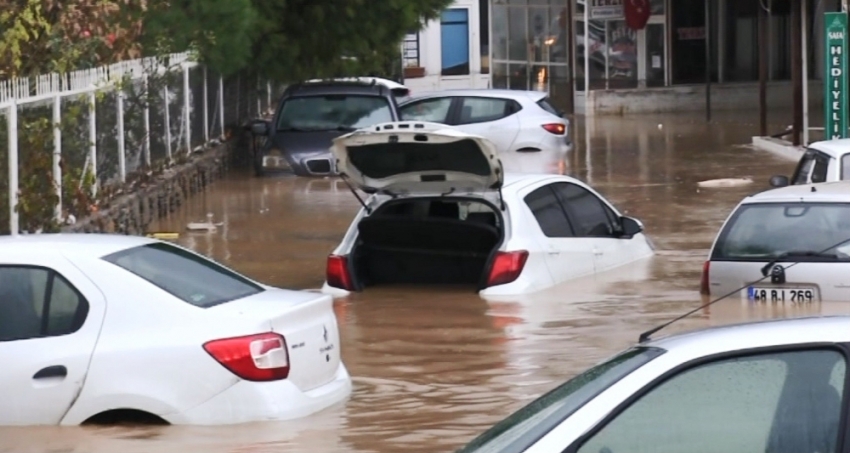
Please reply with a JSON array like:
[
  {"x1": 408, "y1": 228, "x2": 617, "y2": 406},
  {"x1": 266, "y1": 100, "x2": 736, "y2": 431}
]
[
  {"x1": 401, "y1": 0, "x2": 492, "y2": 91},
  {"x1": 405, "y1": 0, "x2": 839, "y2": 115}
]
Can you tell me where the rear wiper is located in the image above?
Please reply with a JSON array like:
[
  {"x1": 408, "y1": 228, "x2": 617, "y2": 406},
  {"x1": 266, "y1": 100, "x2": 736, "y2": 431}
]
[{"x1": 760, "y1": 250, "x2": 841, "y2": 276}]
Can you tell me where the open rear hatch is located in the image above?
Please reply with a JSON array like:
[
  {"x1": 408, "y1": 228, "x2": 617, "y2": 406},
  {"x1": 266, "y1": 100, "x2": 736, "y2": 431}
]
[
  {"x1": 208, "y1": 289, "x2": 341, "y2": 391},
  {"x1": 331, "y1": 121, "x2": 504, "y2": 195}
]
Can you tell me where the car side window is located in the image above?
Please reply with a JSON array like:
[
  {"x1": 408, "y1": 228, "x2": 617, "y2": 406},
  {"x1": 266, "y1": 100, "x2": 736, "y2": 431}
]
[
  {"x1": 842, "y1": 155, "x2": 850, "y2": 180},
  {"x1": 0, "y1": 266, "x2": 89, "y2": 341},
  {"x1": 811, "y1": 152, "x2": 830, "y2": 183},
  {"x1": 524, "y1": 185, "x2": 574, "y2": 237},
  {"x1": 399, "y1": 98, "x2": 453, "y2": 123},
  {"x1": 457, "y1": 97, "x2": 519, "y2": 125},
  {"x1": 792, "y1": 153, "x2": 816, "y2": 185},
  {"x1": 553, "y1": 183, "x2": 619, "y2": 238},
  {"x1": 577, "y1": 349, "x2": 845, "y2": 453}
]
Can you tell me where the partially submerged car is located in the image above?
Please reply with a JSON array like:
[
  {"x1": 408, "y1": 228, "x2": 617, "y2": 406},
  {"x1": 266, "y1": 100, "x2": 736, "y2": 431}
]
[
  {"x1": 456, "y1": 316, "x2": 848, "y2": 453},
  {"x1": 769, "y1": 138, "x2": 850, "y2": 187},
  {"x1": 248, "y1": 79, "x2": 401, "y2": 177},
  {"x1": 321, "y1": 121, "x2": 653, "y2": 297},
  {"x1": 702, "y1": 180, "x2": 850, "y2": 302}
]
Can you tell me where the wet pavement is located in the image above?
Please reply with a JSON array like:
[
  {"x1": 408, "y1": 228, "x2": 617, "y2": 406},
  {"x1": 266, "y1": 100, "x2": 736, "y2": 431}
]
[{"x1": 3, "y1": 111, "x2": 843, "y2": 453}]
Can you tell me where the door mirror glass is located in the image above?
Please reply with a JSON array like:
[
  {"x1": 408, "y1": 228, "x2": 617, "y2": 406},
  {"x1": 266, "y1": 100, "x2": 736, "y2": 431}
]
[
  {"x1": 769, "y1": 175, "x2": 790, "y2": 188},
  {"x1": 621, "y1": 216, "x2": 643, "y2": 237},
  {"x1": 248, "y1": 119, "x2": 270, "y2": 136}
]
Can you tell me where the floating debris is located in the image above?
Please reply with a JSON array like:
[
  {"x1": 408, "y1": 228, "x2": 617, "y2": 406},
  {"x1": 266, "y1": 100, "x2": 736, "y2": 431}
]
[
  {"x1": 186, "y1": 213, "x2": 224, "y2": 231},
  {"x1": 697, "y1": 178, "x2": 754, "y2": 188},
  {"x1": 147, "y1": 232, "x2": 180, "y2": 240}
]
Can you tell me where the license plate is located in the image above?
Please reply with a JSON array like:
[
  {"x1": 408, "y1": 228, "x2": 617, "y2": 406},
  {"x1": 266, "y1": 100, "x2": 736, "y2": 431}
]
[
  {"x1": 263, "y1": 156, "x2": 288, "y2": 168},
  {"x1": 746, "y1": 287, "x2": 818, "y2": 304}
]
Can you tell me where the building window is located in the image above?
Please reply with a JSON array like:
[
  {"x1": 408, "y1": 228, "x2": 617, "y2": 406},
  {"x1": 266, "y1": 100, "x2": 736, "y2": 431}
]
[
  {"x1": 441, "y1": 9, "x2": 471, "y2": 76},
  {"x1": 403, "y1": 31, "x2": 421, "y2": 68}
]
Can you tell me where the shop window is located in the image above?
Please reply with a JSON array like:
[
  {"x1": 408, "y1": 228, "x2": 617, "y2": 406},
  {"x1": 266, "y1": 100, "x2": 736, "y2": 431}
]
[
  {"x1": 441, "y1": 9, "x2": 471, "y2": 76},
  {"x1": 479, "y1": 0, "x2": 490, "y2": 74}
]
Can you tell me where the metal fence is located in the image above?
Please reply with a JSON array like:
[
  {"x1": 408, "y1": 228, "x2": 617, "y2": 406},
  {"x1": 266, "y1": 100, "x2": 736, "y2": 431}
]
[{"x1": 0, "y1": 52, "x2": 284, "y2": 235}]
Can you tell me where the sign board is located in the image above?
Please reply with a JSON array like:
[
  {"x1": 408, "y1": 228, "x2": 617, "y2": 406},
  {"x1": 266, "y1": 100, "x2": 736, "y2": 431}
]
[
  {"x1": 589, "y1": 0, "x2": 623, "y2": 20},
  {"x1": 825, "y1": 12, "x2": 848, "y2": 140}
]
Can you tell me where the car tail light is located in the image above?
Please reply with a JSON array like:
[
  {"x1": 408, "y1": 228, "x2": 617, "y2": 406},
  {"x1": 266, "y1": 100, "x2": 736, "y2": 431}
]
[
  {"x1": 542, "y1": 123, "x2": 566, "y2": 135},
  {"x1": 327, "y1": 254, "x2": 354, "y2": 290},
  {"x1": 700, "y1": 261, "x2": 710, "y2": 295},
  {"x1": 203, "y1": 333, "x2": 290, "y2": 382},
  {"x1": 487, "y1": 251, "x2": 530, "y2": 287}
]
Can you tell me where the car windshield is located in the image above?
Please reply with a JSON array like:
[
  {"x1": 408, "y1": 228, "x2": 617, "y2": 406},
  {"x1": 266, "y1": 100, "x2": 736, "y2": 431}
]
[
  {"x1": 276, "y1": 94, "x2": 393, "y2": 132},
  {"x1": 102, "y1": 243, "x2": 264, "y2": 308},
  {"x1": 456, "y1": 347, "x2": 665, "y2": 453},
  {"x1": 713, "y1": 202, "x2": 850, "y2": 260}
]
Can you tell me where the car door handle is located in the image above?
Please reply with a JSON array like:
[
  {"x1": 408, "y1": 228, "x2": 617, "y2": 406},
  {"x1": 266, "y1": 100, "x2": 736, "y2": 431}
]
[
  {"x1": 548, "y1": 250, "x2": 560, "y2": 256},
  {"x1": 593, "y1": 249, "x2": 603, "y2": 256},
  {"x1": 33, "y1": 365, "x2": 67, "y2": 380}
]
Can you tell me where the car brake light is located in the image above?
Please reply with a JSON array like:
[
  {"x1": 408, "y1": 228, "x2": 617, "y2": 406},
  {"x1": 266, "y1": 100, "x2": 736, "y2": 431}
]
[
  {"x1": 700, "y1": 261, "x2": 710, "y2": 295},
  {"x1": 327, "y1": 254, "x2": 354, "y2": 290},
  {"x1": 542, "y1": 123, "x2": 566, "y2": 135},
  {"x1": 487, "y1": 251, "x2": 529, "y2": 287},
  {"x1": 203, "y1": 333, "x2": 290, "y2": 382}
]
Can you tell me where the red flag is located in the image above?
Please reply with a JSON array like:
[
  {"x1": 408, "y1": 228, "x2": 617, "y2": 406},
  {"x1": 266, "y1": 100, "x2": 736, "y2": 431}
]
[{"x1": 624, "y1": 0, "x2": 651, "y2": 30}]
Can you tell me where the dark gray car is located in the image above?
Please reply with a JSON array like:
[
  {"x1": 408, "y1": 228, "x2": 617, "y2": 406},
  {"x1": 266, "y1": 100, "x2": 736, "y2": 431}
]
[{"x1": 247, "y1": 80, "x2": 402, "y2": 177}]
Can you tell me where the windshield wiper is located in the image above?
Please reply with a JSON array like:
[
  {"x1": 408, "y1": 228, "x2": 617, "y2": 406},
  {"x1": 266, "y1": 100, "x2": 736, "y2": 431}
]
[
  {"x1": 760, "y1": 250, "x2": 841, "y2": 276},
  {"x1": 277, "y1": 126, "x2": 309, "y2": 132}
]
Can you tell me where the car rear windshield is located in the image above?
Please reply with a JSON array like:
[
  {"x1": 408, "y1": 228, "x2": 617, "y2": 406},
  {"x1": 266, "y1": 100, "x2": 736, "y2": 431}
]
[
  {"x1": 712, "y1": 202, "x2": 850, "y2": 261},
  {"x1": 536, "y1": 97, "x2": 563, "y2": 117},
  {"x1": 456, "y1": 347, "x2": 665, "y2": 453},
  {"x1": 102, "y1": 243, "x2": 264, "y2": 308},
  {"x1": 277, "y1": 94, "x2": 393, "y2": 132}
]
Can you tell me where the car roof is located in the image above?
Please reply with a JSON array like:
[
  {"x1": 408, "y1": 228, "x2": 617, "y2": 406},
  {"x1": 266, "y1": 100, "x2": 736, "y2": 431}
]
[
  {"x1": 742, "y1": 180, "x2": 850, "y2": 204},
  {"x1": 646, "y1": 316, "x2": 850, "y2": 357},
  {"x1": 809, "y1": 139, "x2": 850, "y2": 158},
  {"x1": 404, "y1": 89, "x2": 548, "y2": 103},
  {"x1": 285, "y1": 81, "x2": 391, "y2": 97},
  {"x1": 0, "y1": 233, "x2": 157, "y2": 258}
]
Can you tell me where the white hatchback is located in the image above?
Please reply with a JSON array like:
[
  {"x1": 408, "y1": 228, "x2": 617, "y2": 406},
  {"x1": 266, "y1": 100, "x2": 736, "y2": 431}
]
[
  {"x1": 703, "y1": 180, "x2": 850, "y2": 303},
  {"x1": 0, "y1": 234, "x2": 351, "y2": 426},
  {"x1": 398, "y1": 89, "x2": 572, "y2": 155},
  {"x1": 321, "y1": 121, "x2": 654, "y2": 297}
]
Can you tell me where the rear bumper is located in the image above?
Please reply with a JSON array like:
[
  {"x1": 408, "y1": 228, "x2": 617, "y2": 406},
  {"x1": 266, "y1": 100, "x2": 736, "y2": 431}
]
[{"x1": 168, "y1": 363, "x2": 352, "y2": 425}]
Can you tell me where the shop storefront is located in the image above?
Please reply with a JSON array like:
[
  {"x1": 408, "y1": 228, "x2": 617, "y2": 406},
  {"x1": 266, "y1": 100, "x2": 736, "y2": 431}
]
[{"x1": 489, "y1": 0, "x2": 829, "y2": 115}]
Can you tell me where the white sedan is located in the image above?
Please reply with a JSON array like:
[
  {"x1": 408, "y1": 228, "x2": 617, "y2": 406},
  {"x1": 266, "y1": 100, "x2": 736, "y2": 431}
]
[
  {"x1": 0, "y1": 234, "x2": 351, "y2": 426},
  {"x1": 322, "y1": 121, "x2": 653, "y2": 297},
  {"x1": 457, "y1": 316, "x2": 847, "y2": 453},
  {"x1": 398, "y1": 89, "x2": 572, "y2": 155}
]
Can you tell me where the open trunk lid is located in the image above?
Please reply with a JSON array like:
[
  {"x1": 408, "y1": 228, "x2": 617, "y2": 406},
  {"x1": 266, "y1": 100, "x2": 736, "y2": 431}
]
[
  {"x1": 208, "y1": 289, "x2": 341, "y2": 392},
  {"x1": 331, "y1": 121, "x2": 504, "y2": 195}
]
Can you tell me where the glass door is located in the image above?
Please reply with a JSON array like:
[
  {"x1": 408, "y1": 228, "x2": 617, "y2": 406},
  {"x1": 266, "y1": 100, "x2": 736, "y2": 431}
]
[{"x1": 639, "y1": 17, "x2": 667, "y2": 87}]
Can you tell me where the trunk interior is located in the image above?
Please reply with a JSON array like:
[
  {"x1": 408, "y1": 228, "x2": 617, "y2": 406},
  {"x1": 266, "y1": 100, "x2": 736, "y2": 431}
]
[{"x1": 350, "y1": 198, "x2": 503, "y2": 289}]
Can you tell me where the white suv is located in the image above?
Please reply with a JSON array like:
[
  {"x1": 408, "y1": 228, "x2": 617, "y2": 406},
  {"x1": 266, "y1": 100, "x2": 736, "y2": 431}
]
[
  {"x1": 321, "y1": 121, "x2": 653, "y2": 297},
  {"x1": 703, "y1": 180, "x2": 850, "y2": 303}
]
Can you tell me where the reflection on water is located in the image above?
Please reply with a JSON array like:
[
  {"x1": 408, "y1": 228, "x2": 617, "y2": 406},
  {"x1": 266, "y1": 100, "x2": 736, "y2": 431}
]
[{"x1": 1, "y1": 112, "x2": 819, "y2": 453}]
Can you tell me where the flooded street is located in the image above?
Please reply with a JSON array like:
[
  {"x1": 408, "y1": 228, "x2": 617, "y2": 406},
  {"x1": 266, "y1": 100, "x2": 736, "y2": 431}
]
[{"x1": 3, "y1": 112, "x2": 843, "y2": 453}]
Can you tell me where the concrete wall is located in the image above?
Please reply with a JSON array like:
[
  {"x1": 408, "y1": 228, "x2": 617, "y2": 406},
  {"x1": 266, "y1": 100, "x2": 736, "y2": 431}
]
[
  {"x1": 581, "y1": 80, "x2": 825, "y2": 116},
  {"x1": 403, "y1": 0, "x2": 491, "y2": 92}
]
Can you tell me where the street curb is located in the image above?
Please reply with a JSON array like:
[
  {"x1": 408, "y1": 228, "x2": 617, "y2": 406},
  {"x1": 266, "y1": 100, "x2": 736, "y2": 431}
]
[{"x1": 751, "y1": 136, "x2": 805, "y2": 162}]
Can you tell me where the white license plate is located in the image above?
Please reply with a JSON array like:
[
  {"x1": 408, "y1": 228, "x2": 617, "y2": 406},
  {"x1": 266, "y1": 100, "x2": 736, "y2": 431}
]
[
  {"x1": 746, "y1": 287, "x2": 818, "y2": 304},
  {"x1": 263, "y1": 156, "x2": 288, "y2": 168}
]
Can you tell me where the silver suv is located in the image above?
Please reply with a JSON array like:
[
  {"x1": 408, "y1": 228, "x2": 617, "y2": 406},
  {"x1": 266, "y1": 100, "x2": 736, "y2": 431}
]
[{"x1": 703, "y1": 181, "x2": 850, "y2": 303}]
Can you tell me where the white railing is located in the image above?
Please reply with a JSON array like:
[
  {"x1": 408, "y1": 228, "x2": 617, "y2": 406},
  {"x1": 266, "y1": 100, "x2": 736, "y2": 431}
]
[{"x1": 2, "y1": 52, "x2": 279, "y2": 235}]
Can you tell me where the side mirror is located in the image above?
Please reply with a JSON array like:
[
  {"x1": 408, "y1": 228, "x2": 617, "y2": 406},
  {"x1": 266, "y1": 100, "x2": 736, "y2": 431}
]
[
  {"x1": 769, "y1": 175, "x2": 790, "y2": 188},
  {"x1": 620, "y1": 216, "x2": 644, "y2": 238},
  {"x1": 248, "y1": 119, "x2": 270, "y2": 136}
]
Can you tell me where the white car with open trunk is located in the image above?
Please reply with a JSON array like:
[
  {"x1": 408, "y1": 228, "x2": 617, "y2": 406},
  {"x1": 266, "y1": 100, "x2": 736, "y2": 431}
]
[
  {"x1": 702, "y1": 180, "x2": 850, "y2": 303},
  {"x1": 321, "y1": 121, "x2": 654, "y2": 297},
  {"x1": 0, "y1": 234, "x2": 351, "y2": 426}
]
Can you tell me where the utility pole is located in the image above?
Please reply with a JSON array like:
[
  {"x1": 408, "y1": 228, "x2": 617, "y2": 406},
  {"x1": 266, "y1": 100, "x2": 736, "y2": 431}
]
[{"x1": 759, "y1": 2, "x2": 768, "y2": 137}]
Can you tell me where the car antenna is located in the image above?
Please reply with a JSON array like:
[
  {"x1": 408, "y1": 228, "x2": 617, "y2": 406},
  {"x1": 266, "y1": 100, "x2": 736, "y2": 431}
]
[
  {"x1": 637, "y1": 235, "x2": 850, "y2": 344},
  {"x1": 339, "y1": 174, "x2": 373, "y2": 214}
]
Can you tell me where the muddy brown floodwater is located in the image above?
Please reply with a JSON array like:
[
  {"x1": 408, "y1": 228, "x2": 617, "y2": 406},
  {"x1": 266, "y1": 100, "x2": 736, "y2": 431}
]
[{"x1": 4, "y1": 112, "x2": 847, "y2": 453}]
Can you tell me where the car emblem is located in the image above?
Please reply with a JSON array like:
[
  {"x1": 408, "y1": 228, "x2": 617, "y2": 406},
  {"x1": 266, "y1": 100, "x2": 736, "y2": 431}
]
[
  {"x1": 323, "y1": 325, "x2": 328, "y2": 343},
  {"x1": 770, "y1": 265, "x2": 786, "y2": 285}
]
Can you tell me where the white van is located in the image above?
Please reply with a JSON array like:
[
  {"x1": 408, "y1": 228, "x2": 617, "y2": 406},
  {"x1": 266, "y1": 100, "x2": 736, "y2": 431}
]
[{"x1": 769, "y1": 139, "x2": 850, "y2": 187}]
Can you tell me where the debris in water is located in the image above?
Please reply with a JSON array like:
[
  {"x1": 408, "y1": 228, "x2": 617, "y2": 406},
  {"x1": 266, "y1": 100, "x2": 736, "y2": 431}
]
[
  {"x1": 147, "y1": 232, "x2": 179, "y2": 240},
  {"x1": 697, "y1": 178, "x2": 754, "y2": 188},
  {"x1": 186, "y1": 213, "x2": 224, "y2": 231}
]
